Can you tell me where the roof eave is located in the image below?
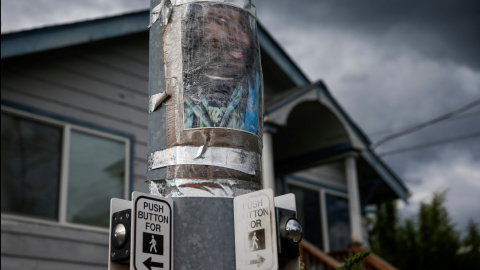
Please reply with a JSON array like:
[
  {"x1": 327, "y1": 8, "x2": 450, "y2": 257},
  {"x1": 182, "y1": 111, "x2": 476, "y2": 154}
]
[
  {"x1": 257, "y1": 21, "x2": 309, "y2": 87},
  {"x1": 361, "y1": 150, "x2": 410, "y2": 202},
  {"x1": 1, "y1": 10, "x2": 149, "y2": 59}
]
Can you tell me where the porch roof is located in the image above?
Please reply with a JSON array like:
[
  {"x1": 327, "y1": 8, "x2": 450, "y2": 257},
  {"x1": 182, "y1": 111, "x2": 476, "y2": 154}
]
[{"x1": 265, "y1": 81, "x2": 410, "y2": 204}]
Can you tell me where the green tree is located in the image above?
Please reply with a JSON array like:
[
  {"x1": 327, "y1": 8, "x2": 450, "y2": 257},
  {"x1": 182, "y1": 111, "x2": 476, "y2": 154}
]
[
  {"x1": 370, "y1": 190, "x2": 472, "y2": 270},
  {"x1": 416, "y1": 191, "x2": 459, "y2": 269},
  {"x1": 369, "y1": 201, "x2": 398, "y2": 264},
  {"x1": 396, "y1": 218, "x2": 419, "y2": 269},
  {"x1": 457, "y1": 220, "x2": 480, "y2": 269}
]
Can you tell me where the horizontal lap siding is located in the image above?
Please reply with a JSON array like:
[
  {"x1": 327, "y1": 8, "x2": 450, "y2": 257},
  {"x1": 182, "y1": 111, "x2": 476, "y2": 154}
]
[
  {"x1": 1, "y1": 33, "x2": 151, "y2": 266},
  {"x1": 1, "y1": 256, "x2": 106, "y2": 270},
  {"x1": 1, "y1": 219, "x2": 108, "y2": 270},
  {"x1": 2, "y1": 71, "x2": 147, "y2": 128}
]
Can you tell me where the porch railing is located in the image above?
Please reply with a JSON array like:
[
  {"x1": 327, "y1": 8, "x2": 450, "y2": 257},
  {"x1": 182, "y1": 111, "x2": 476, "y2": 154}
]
[
  {"x1": 299, "y1": 240, "x2": 342, "y2": 270},
  {"x1": 349, "y1": 243, "x2": 399, "y2": 270},
  {"x1": 299, "y1": 241, "x2": 399, "y2": 270}
]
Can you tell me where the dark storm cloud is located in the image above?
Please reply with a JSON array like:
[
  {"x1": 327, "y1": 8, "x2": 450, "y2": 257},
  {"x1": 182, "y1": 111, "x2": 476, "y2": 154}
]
[
  {"x1": 256, "y1": 0, "x2": 480, "y2": 70},
  {"x1": 326, "y1": 1, "x2": 480, "y2": 70}
]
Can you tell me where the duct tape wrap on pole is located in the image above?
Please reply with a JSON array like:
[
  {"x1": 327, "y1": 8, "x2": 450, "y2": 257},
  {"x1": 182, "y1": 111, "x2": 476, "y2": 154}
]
[{"x1": 148, "y1": 0, "x2": 263, "y2": 197}]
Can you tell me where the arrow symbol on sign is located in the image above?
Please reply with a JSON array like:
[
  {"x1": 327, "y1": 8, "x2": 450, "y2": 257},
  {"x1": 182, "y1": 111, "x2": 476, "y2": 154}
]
[
  {"x1": 249, "y1": 254, "x2": 266, "y2": 268},
  {"x1": 143, "y1": 257, "x2": 164, "y2": 269}
]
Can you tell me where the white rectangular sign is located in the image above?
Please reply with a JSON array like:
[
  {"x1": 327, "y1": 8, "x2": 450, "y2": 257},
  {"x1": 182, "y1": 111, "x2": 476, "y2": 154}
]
[
  {"x1": 234, "y1": 189, "x2": 278, "y2": 270},
  {"x1": 131, "y1": 192, "x2": 173, "y2": 270}
]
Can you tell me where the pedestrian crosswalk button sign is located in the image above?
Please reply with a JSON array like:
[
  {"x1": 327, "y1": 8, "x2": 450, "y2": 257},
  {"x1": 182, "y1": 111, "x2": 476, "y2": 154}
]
[
  {"x1": 131, "y1": 192, "x2": 173, "y2": 270},
  {"x1": 233, "y1": 189, "x2": 278, "y2": 270}
]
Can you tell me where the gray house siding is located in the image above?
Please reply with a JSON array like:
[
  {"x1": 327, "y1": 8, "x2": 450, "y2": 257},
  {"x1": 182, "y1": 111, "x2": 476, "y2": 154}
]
[
  {"x1": 1, "y1": 32, "x2": 149, "y2": 269},
  {"x1": 2, "y1": 218, "x2": 107, "y2": 269},
  {"x1": 2, "y1": 32, "x2": 149, "y2": 191}
]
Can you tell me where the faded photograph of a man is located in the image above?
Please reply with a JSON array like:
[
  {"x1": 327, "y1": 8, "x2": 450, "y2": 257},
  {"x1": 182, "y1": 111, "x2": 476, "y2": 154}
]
[{"x1": 182, "y1": 3, "x2": 261, "y2": 135}]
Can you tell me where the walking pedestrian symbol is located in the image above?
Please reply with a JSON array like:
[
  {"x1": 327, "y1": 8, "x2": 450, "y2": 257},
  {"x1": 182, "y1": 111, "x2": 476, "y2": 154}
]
[
  {"x1": 251, "y1": 232, "x2": 259, "y2": 250},
  {"x1": 150, "y1": 235, "x2": 157, "y2": 253},
  {"x1": 248, "y1": 229, "x2": 265, "y2": 252},
  {"x1": 143, "y1": 232, "x2": 164, "y2": 255}
]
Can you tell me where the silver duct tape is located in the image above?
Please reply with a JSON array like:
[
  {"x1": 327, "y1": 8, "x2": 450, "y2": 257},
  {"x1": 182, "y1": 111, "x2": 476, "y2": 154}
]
[
  {"x1": 163, "y1": 8, "x2": 183, "y2": 143},
  {"x1": 148, "y1": 0, "x2": 173, "y2": 27},
  {"x1": 172, "y1": 0, "x2": 256, "y2": 15},
  {"x1": 148, "y1": 2, "x2": 162, "y2": 27},
  {"x1": 149, "y1": 92, "x2": 170, "y2": 113},
  {"x1": 149, "y1": 179, "x2": 262, "y2": 197},
  {"x1": 162, "y1": 0, "x2": 173, "y2": 25},
  {"x1": 148, "y1": 146, "x2": 261, "y2": 175}
]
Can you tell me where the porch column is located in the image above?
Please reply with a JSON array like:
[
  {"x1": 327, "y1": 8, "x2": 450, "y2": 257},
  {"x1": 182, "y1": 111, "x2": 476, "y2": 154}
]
[
  {"x1": 262, "y1": 127, "x2": 275, "y2": 194},
  {"x1": 345, "y1": 155, "x2": 363, "y2": 244}
]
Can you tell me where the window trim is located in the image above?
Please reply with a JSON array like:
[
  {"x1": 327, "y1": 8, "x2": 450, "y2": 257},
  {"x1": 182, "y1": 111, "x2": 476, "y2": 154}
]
[
  {"x1": 285, "y1": 177, "x2": 349, "y2": 252},
  {"x1": 1, "y1": 104, "x2": 132, "y2": 232}
]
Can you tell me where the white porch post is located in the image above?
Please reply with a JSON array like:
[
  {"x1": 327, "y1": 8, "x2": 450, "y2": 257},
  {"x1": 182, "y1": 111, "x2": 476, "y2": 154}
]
[
  {"x1": 262, "y1": 129, "x2": 275, "y2": 194},
  {"x1": 345, "y1": 155, "x2": 363, "y2": 244}
]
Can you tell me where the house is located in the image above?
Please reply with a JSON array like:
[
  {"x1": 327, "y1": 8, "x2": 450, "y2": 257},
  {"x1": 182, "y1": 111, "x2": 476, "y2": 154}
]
[{"x1": 1, "y1": 8, "x2": 408, "y2": 269}]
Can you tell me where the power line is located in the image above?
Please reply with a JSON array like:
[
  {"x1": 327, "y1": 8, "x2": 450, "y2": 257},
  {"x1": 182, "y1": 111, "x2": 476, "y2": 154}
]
[
  {"x1": 371, "y1": 99, "x2": 480, "y2": 149},
  {"x1": 368, "y1": 110, "x2": 480, "y2": 137},
  {"x1": 378, "y1": 132, "x2": 480, "y2": 157}
]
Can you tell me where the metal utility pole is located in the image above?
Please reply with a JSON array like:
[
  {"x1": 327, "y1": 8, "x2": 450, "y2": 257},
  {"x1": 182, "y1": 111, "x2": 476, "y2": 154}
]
[
  {"x1": 147, "y1": 0, "x2": 263, "y2": 268},
  {"x1": 109, "y1": 1, "x2": 302, "y2": 269}
]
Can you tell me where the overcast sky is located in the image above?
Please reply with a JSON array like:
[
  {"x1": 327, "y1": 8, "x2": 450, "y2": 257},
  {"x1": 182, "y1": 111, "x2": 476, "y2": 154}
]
[{"x1": 2, "y1": 0, "x2": 479, "y2": 235}]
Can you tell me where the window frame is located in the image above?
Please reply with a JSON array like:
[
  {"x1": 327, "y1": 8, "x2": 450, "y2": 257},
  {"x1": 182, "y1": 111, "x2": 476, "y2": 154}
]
[
  {"x1": 1, "y1": 105, "x2": 131, "y2": 232},
  {"x1": 285, "y1": 177, "x2": 349, "y2": 252}
]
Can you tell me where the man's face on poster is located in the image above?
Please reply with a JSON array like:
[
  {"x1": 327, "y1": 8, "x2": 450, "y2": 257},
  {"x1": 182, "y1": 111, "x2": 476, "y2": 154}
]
[
  {"x1": 183, "y1": 3, "x2": 260, "y2": 131},
  {"x1": 204, "y1": 6, "x2": 251, "y2": 77},
  {"x1": 197, "y1": 5, "x2": 254, "y2": 80}
]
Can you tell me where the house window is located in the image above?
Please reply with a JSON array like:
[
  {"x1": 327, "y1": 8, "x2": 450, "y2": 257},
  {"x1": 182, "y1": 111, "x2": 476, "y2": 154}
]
[
  {"x1": 287, "y1": 180, "x2": 351, "y2": 252},
  {"x1": 325, "y1": 193, "x2": 351, "y2": 251},
  {"x1": 1, "y1": 112, "x2": 62, "y2": 221},
  {"x1": 1, "y1": 108, "x2": 130, "y2": 229},
  {"x1": 288, "y1": 184, "x2": 324, "y2": 250}
]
